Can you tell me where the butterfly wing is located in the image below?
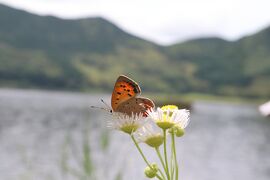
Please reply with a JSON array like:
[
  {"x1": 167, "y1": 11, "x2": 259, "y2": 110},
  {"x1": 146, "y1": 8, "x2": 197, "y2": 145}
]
[
  {"x1": 116, "y1": 97, "x2": 155, "y2": 116},
  {"x1": 111, "y1": 75, "x2": 141, "y2": 111}
]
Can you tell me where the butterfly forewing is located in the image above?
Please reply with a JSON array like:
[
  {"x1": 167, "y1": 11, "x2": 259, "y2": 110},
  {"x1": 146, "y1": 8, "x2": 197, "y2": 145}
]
[{"x1": 111, "y1": 75, "x2": 141, "y2": 111}]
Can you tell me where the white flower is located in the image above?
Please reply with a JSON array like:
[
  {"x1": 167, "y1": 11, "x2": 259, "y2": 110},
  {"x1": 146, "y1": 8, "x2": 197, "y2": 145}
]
[
  {"x1": 135, "y1": 122, "x2": 164, "y2": 148},
  {"x1": 147, "y1": 105, "x2": 190, "y2": 130},
  {"x1": 108, "y1": 112, "x2": 146, "y2": 134},
  {"x1": 170, "y1": 108, "x2": 190, "y2": 129}
]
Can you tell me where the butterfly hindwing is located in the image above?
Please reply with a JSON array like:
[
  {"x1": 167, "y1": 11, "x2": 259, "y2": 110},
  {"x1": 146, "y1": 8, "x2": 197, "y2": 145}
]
[
  {"x1": 111, "y1": 75, "x2": 141, "y2": 111},
  {"x1": 116, "y1": 97, "x2": 155, "y2": 116}
]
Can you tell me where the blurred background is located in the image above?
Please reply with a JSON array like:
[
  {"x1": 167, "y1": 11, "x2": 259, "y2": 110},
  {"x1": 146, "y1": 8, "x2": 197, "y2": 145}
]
[{"x1": 0, "y1": 0, "x2": 269, "y2": 180}]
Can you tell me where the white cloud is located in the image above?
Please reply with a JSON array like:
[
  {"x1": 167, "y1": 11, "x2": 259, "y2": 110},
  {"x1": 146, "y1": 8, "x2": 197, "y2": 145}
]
[{"x1": 0, "y1": 0, "x2": 270, "y2": 44}]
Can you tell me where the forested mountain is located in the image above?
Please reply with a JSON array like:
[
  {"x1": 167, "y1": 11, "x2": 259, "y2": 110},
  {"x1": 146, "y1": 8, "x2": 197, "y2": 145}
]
[{"x1": 0, "y1": 3, "x2": 269, "y2": 98}]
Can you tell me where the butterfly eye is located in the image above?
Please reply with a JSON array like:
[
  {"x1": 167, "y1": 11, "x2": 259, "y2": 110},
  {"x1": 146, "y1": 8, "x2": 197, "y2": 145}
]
[{"x1": 110, "y1": 110, "x2": 113, "y2": 113}]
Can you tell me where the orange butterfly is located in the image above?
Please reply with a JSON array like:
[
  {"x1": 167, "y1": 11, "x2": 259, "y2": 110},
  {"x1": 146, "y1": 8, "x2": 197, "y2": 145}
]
[{"x1": 111, "y1": 75, "x2": 155, "y2": 116}]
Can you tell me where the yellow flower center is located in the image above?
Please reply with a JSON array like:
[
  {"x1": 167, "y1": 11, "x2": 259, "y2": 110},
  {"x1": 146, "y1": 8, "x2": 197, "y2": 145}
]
[
  {"x1": 161, "y1": 105, "x2": 178, "y2": 111},
  {"x1": 161, "y1": 105, "x2": 179, "y2": 117}
]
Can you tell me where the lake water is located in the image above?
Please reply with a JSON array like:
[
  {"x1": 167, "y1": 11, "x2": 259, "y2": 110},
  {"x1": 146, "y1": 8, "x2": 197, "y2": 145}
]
[{"x1": 0, "y1": 89, "x2": 269, "y2": 180}]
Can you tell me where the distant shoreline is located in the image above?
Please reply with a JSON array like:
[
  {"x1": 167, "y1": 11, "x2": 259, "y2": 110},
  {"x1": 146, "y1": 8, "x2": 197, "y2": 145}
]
[{"x1": 0, "y1": 87, "x2": 265, "y2": 105}]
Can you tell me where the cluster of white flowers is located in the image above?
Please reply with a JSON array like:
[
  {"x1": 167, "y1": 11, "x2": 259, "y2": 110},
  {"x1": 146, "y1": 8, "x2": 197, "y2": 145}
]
[{"x1": 108, "y1": 105, "x2": 190, "y2": 147}]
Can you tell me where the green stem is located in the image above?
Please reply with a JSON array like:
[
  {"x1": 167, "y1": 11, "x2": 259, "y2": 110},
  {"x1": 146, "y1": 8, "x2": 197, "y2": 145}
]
[
  {"x1": 163, "y1": 129, "x2": 170, "y2": 180},
  {"x1": 158, "y1": 169, "x2": 167, "y2": 180},
  {"x1": 131, "y1": 134, "x2": 152, "y2": 167},
  {"x1": 170, "y1": 133, "x2": 175, "y2": 180},
  {"x1": 156, "y1": 173, "x2": 164, "y2": 180},
  {"x1": 130, "y1": 134, "x2": 164, "y2": 180},
  {"x1": 171, "y1": 132, "x2": 178, "y2": 180},
  {"x1": 155, "y1": 148, "x2": 168, "y2": 180}
]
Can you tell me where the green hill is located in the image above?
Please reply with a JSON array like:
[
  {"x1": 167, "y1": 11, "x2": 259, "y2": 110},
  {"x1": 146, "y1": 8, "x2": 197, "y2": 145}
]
[
  {"x1": 0, "y1": 3, "x2": 269, "y2": 98},
  {"x1": 166, "y1": 28, "x2": 270, "y2": 97}
]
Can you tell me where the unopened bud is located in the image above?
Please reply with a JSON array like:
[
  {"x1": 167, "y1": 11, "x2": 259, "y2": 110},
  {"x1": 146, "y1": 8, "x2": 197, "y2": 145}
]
[
  {"x1": 144, "y1": 163, "x2": 158, "y2": 178},
  {"x1": 175, "y1": 126, "x2": 185, "y2": 137}
]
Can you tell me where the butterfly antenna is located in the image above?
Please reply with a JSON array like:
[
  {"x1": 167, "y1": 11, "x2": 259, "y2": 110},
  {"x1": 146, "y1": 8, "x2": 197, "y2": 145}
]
[
  {"x1": 90, "y1": 99, "x2": 112, "y2": 113},
  {"x1": 100, "y1": 99, "x2": 111, "y2": 109},
  {"x1": 90, "y1": 105, "x2": 111, "y2": 112}
]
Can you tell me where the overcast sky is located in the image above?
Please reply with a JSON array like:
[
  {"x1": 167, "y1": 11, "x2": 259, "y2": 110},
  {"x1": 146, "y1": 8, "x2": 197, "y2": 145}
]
[{"x1": 0, "y1": 0, "x2": 270, "y2": 45}]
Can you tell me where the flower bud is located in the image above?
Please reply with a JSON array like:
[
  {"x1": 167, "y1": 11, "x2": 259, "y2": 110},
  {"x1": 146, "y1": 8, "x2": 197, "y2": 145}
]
[
  {"x1": 175, "y1": 126, "x2": 185, "y2": 137},
  {"x1": 144, "y1": 163, "x2": 158, "y2": 178},
  {"x1": 151, "y1": 163, "x2": 158, "y2": 171}
]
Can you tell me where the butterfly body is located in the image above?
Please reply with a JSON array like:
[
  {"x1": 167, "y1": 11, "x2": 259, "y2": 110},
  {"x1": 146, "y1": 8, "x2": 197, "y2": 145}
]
[{"x1": 111, "y1": 75, "x2": 154, "y2": 116}]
